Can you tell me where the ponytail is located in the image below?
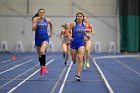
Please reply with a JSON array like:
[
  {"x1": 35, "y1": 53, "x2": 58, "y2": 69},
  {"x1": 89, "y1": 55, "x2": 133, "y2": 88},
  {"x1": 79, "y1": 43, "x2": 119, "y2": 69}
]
[
  {"x1": 32, "y1": 13, "x2": 38, "y2": 20},
  {"x1": 74, "y1": 19, "x2": 77, "y2": 22},
  {"x1": 32, "y1": 8, "x2": 45, "y2": 20}
]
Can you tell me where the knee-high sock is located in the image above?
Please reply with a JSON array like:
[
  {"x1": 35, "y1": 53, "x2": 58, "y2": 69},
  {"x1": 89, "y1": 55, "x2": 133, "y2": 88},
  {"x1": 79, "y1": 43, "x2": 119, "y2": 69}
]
[
  {"x1": 39, "y1": 57, "x2": 43, "y2": 66},
  {"x1": 41, "y1": 54, "x2": 46, "y2": 66}
]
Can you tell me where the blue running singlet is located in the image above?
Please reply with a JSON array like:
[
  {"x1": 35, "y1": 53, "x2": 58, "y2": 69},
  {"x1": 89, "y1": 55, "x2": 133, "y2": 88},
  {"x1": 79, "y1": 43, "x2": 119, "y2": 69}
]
[
  {"x1": 35, "y1": 18, "x2": 49, "y2": 46},
  {"x1": 70, "y1": 22, "x2": 85, "y2": 50}
]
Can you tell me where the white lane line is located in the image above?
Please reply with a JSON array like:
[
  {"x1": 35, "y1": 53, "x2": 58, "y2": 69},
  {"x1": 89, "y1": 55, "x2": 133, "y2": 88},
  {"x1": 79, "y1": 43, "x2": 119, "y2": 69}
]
[
  {"x1": 59, "y1": 61, "x2": 73, "y2": 93},
  {"x1": 0, "y1": 64, "x2": 39, "y2": 89},
  {"x1": 0, "y1": 56, "x2": 32, "y2": 64},
  {"x1": 50, "y1": 64, "x2": 67, "y2": 93},
  {"x1": 51, "y1": 59, "x2": 72, "y2": 93},
  {"x1": 93, "y1": 58, "x2": 114, "y2": 93},
  {"x1": 0, "y1": 78, "x2": 103, "y2": 82},
  {"x1": 92, "y1": 54, "x2": 140, "y2": 93},
  {"x1": 0, "y1": 57, "x2": 34, "y2": 69},
  {"x1": 0, "y1": 59, "x2": 34, "y2": 75},
  {"x1": 7, "y1": 59, "x2": 54, "y2": 93},
  {"x1": 114, "y1": 58, "x2": 140, "y2": 77},
  {"x1": 0, "y1": 56, "x2": 5, "y2": 60},
  {"x1": 94, "y1": 55, "x2": 140, "y2": 59},
  {"x1": 1, "y1": 59, "x2": 12, "y2": 63}
]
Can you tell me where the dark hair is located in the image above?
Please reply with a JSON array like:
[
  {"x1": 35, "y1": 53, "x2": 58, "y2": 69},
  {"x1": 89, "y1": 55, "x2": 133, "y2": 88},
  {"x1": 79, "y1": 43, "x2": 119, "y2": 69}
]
[
  {"x1": 61, "y1": 23, "x2": 68, "y2": 29},
  {"x1": 74, "y1": 19, "x2": 77, "y2": 22},
  {"x1": 32, "y1": 8, "x2": 45, "y2": 20},
  {"x1": 32, "y1": 13, "x2": 38, "y2": 20},
  {"x1": 75, "y1": 12, "x2": 84, "y2": 22},
  {"x1": 61, "y1": 24, "x2": 66, "y2": 28}
]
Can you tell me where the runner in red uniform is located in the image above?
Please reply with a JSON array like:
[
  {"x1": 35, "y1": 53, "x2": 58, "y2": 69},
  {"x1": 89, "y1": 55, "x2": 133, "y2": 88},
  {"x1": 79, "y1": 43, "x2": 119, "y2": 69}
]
[
  {"x1": 83, "y1": 16, "x2": 95, "y2": 69},
  {"x1": 60, "y1": 23, "x2": 72, "y2": 65}
]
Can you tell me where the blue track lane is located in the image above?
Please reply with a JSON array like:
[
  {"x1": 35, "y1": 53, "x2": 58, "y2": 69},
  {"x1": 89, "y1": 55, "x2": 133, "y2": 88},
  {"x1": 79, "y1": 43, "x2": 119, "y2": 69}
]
[{"x1": 0, "y1": 53, "x2": 140, "y2": 93}]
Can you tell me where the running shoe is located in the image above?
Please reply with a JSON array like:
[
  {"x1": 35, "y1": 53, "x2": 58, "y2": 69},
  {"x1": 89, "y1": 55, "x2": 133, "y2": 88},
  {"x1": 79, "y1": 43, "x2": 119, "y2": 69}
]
[
  {"x1": 83, "y1": 61, "x2": 87, "y2": 69},
  {"x1": 43, "y1": 67, "x2": 48, "y2": 74},
  {"x1": 86, "y1": 62, "x2": 90, "y2": 68},
  {"x1": 64, "y1": 62, "x2": 68, "y2": 66},
  {"x1": 76, "y1": 75, "x2": 80, "y2": 81},
  {"x1": 40, "y1": 67, "x2": 43, "y2": 75}
]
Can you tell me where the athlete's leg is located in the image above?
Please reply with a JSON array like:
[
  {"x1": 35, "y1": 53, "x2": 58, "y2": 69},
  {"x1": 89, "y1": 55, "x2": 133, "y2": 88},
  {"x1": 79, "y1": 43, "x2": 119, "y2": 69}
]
[
  {"x1": 62, "y1": 43, "x2": 67, "y2": 58},
  {"x1": 40, "y1": 41, "x2": 48, "y2": 65},
  {"x1": 36, "y1": 46, "x2": 43, "y2": 66},
  {"x1": 83, "y1": 41, "x2": 87, "y2": 69},
  {"x1": 85, "y1": 40, "x2": 92, "y2": 68},
  {"x1": 36, "y1": 46, "x2": 45, "y2": 75},
  {"x1": 40, "y1": 41, "x2": 48, "y2": 55},
  {"x1": 71, "y1": 48, "x2": 77, "y2": 64},
  {"x1": 40, "y1": 41, "x2": 49, "y2": 74},
  {"x1": 66, "y1": 44, "x2": 71, "y2": 64},
  {"x1": 64, "y1": 44, "x2": 71, "y2": 65},
  {"x1": 77, "y1": 46, "x2": 85, "y2": 80}
]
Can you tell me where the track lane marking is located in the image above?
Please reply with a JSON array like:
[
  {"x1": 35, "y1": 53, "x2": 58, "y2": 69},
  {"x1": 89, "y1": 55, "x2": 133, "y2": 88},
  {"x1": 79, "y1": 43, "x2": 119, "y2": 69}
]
[{"x1": 7, "y1": 59, "x2": 54, "y2": 93}]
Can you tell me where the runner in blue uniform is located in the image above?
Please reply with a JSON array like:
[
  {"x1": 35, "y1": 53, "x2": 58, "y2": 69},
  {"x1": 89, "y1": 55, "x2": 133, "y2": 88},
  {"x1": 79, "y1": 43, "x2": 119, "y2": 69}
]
[
  {"x1": 32, "y1": 8, "x2": 53, "y2": 75},
  {"x1": 66, "y1": 12, "x2": 90, "y2": 81}
]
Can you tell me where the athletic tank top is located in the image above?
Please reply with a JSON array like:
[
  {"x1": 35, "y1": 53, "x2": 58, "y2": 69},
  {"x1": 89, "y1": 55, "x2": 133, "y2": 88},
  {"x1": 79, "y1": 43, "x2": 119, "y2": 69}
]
[
  {"x1": 85, "y1": 24, "x2": 92, "y2": 33},
  {"x1": 84, "y1": 24, "x2": 92, "y2": 40},
  {"x1": 35, "y1": 18, "x2": 49, "y2": 39},
  {"x1": 63, "y1": 29, "x2": 72, "y2": 35},
  {"x1": 62, "y1": 29, "x2": 72, "y2": 44},
  {"x1": 72, "y1": 22, "x2": 85, "y2": 42}
]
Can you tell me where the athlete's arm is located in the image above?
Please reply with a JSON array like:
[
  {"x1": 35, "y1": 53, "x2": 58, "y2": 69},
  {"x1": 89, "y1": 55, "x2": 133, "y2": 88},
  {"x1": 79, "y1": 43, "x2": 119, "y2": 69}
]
[
  {"x1": 47, "y1": 18, "x2": 53, "y2": 38},
  {"x1": 84, "y1": 23, "x2": 90, "y2": 39},
  {"x1": 90, "y1": 24, "x2": 95, "y2": 35},
  {"x1": 84, "y1": 32, "x2": 90, "y2": 39},
  {"x1": 66, "y1": 22, "x2": 75, "y2": 41},
  {"x1": 60, "y1": 30, "x2": 63, "y2": 42},
  {"x1": 32, "y1": 17, "x2": 38, "y2": 31}
]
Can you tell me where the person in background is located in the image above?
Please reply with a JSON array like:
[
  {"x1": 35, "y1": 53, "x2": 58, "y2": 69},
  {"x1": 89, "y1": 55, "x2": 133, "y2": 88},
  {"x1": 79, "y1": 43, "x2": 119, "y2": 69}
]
[
  {"x1": 83, "y1": 16, "x2": 95, "y2": 69},
  {"x1": 60, "y1": 23, "x2": 72, "y2": 65}
]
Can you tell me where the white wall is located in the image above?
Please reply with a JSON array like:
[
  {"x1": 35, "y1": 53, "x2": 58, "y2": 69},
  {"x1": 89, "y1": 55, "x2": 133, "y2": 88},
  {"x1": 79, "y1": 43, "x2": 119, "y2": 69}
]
[
  {"x1": 0, "y1": 0, "x2": 117, "y2": 16},
  {"x1": 0, "y1": 16, "x2": 119, "y2": 53}
]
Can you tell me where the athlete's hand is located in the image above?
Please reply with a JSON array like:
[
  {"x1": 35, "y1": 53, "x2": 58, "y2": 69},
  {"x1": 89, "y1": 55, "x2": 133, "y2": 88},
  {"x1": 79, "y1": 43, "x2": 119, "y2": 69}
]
[
  {"x1": 37, "y1": 17, "x2": 40, "y2": 21},
  {"x1": 69, "y1": 37, "x2": 73, "y2": 41},
  {"x1": 49, "y1": 35, "x2": 51, "y2": 38},
  {"x1": 33, "y1": 17, "x2": 39, "y2": 23},
  {"x1": 49, "y1": 31, "x2": 53, "y2": 38},
  {"x1": 32, "y1": 17, "x2": 39, "y2": 31},
  {"x1": 49, "y1": 34, "x2": 52, "y2": 38},
  {"x1": 87, "y1": 35, "x2": 90, "y2": 39}
]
